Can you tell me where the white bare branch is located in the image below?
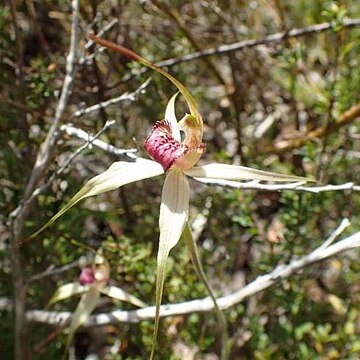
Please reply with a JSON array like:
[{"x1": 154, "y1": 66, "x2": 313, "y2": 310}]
[
  {"x1": 61, "y1": 123, "x2": 137, "y2": 158},
  {"x1": 193, "y1": 178, "x2": 360, "y2": 193},
  {"x1": 74, "y1": 78, "x2": 151, "y2": 117},
  {"x1": 26, "y1": 226, "x2": 360, "y2": 327}
]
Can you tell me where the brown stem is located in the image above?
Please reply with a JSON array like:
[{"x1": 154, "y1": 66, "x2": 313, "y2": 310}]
[
  {"x1": 150, "y1": 0, "x2": 227, "y2": 87},
  {"x1": 8, "y1": 1, "x2": 80, "y2": 358},
  {"x1": 228, "y1": 54, "x2": 246, "y2": 164},
  {"x1": 152, "y1": 18, "x2": 360, "y2": 68},
  {"x1": 8, "y1": 0, "x2": 30, "y2": 357},
  {"x1": 25, "y1": 0, "x2": 51, "y2": 55}
]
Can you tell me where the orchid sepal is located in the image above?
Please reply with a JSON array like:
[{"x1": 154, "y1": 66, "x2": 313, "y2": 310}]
[
  {"x1": 65, "y1": 286, "x2": 101, "y2": 352},
  {"x1": 99, "y1": 285, "x2": 147, "y2": 308},
  {"x1": 46, "y1": 282, "x2": 89, "y2": 308},
  {"x1": 151, "y1": 169, "x2": 190, "y2": 359},
  {"x1": 185, "y1": 163, "x2": 314, "y2": 183},
  {"x1": 29, "y1": 158, "x2": 164, "y2": 239}
]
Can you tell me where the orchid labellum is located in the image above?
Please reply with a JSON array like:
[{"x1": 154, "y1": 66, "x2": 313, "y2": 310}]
[{"x1": 31, "y1": 34, "x2": 312, "y2": 358}]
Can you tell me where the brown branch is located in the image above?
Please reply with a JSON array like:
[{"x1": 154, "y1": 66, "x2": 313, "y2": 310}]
[
  {"x1": 7, "y1": 1, "x2": 80, "y2": 358},
  {"x1": 26, "y1": 229, "x2": 360, "y2": 327},
  {"x1": 268, "y1": 102, "x2": 360, "y2": 154},
  {"x1": 150, "y1": 0, "x2": 227, "y2": 86},
  {"x1": 154, "y1": 18, "x2": 360, "y2": 68},
  {"x1": 25, "y1": 0, "x2": 50, "y2": 55}
]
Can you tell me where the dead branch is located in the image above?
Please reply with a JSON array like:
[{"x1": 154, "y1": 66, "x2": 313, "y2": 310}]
[{"x1": 26, "y1": 225, "x2": 360, "y2": 326}]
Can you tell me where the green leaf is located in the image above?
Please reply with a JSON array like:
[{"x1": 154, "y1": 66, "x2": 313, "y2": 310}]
[
  {"x1": 99, "y1": 285, "x2": 147, "y2": 308},
  {"x1": 47, "y1": 282, "x2": 88, "y2": 308},
  {"x1": 186, "y1": 163, "x2": 314, "y2": 182},
  {"x1": 151, "y1": 169, "x2": 190, "y2": 359}
]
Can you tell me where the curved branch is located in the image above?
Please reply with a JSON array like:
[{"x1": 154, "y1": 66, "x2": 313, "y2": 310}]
[
  {"x1": 26, "y1": 229, "x2": 360, "y2": 327},
  {"x1": 193, "y1": 178, "x2": 360, "y2": 193},
  {"x1": 156, "y1": 18, "x2": 360, "y2": 67}
]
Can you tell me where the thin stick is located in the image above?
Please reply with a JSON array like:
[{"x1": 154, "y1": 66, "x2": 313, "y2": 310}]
[
  {"x1": 193, "y1": 178, "x2": 360, "y2": 193},
  {"x1": 154, "y1": 18, "x2": 360, "y2": 68},
  {"x1": 26, "y1": 229, "x2": 360, "y2": 327},
  {"x1": 7, "y1": 2, "x2": 80, "y2": 359},
  {"x1": 74, "y1": 78, "x2": 151, "y2": 117}
]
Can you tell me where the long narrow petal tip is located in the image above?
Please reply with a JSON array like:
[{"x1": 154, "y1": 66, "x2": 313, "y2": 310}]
[
  {"x1": 151, "y1": 170, "x2": 190, "y2": 357},
  {"x1": 186, "y1": 163, "x2": 314, "y2": 183},
  {"x1": 27, "y1": 159, "x2": 164, "y2": 242}
]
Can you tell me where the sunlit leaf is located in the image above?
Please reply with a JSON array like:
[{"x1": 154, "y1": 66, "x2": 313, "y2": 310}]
[
  {"x1": 30, "y1": 158, "x2": 163, "y2": 239},
  {"x1": 47, "y1": 282, "x2": 88, "y2": 308},
  {"x1": 99, "y1": 285, "x2": 146, "y2": 308},
  {"x1": 186, "y1": 163, "x2": 314, "y2": 182},
  {"x1": 151, "y1": 169, "x2": 190, "y2": 359}
]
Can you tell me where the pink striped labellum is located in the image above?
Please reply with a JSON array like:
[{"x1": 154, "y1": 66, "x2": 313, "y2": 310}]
[{"x1": 144, "y1": 119, "x2": 205, "y2": 171}]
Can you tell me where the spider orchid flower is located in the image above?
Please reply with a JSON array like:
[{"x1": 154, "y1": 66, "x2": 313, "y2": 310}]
[
  {"x1": 31, "y1": 35, "x2": 312, "y2": 358},
  {"x1": 47, "y1": 253, "x2": 145, "y2": 351}
]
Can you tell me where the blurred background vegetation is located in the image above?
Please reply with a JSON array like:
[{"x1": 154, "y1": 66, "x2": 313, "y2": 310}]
[{"x1": 1, "y1": 0, "x2": 360, "y2": 359}]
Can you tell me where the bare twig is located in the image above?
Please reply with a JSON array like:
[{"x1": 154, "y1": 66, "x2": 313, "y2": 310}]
[
  {"x1": 20, "y1": 120, "x2": 117, "y2": 209},
  {"x1": 26, "y1": 229, "x2": 360, "y2": 326},
  {"x1": 193, "y1": 178, "x2": 360, "y2": 193},
  {"x1": 319, "y1": 218, "x2": 351, "y2": 250},
  {"x1": 22, "y1": 0, "x2": 80, "y2": 200},
  {"x1": 10, "y1": 120, "x2": 116, "y2": 232},
  {"x1": 28, "y1": 256, "x2": 89, "y2": 283},
  {"x1": 61, "y1": 123, "x2": 137, "y2": 158},
  {"x1": 118, "y1": 18, "x2": 360, "y2": 86},
  {"x1": 7, "y1": 2, "x2": 80, "y2": 358},
  {"x1": 79, "y1": 18, "x2": 119, "y2": 65},
  {"x1": 74, "y1": 78, "x2": 151, "y2": 117},
  {"x1": 154, "y1": 18, "x2": 360, "y2": 68}
]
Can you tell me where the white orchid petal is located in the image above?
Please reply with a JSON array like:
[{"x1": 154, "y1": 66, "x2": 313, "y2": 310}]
[
  {"x1": 31, "y1": 158, "x2": 164, "y2": 238},
  {"x1": 165, "y1": 93, "x2": 181, "y2": 141},
  {"x1": 185, "y1": 163, "x2": 311, "y2": 182},
  {"x1": 151, "y1": 169, "x2": 190, "y2": 359},
  {"x1": 99, "y1": 285, "x2": 146, "y2": 308}
]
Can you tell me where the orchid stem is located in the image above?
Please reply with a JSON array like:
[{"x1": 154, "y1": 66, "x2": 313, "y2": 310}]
[{"x1": 183, "y1": 224, "x2": 231, "y2": 360}]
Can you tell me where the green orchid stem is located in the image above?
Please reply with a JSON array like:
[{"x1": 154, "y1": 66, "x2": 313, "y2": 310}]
[{"x1": 183, "y1": 223, "x2": 231, "y2": 360}]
